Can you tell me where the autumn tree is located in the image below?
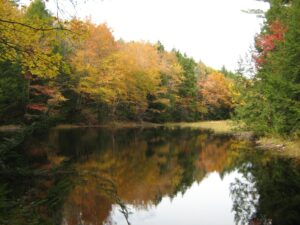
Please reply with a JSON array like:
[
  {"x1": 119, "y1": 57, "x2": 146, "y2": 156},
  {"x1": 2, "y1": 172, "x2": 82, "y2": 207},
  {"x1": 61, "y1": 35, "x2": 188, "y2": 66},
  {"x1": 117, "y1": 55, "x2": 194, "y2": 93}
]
[
  {"x1": 69, "y1": 22, "x2": 118, "y2": 121},
  {"x1": 199, "y1": 72, "x2": 236, "y2": 119},
  {"x1": 107, "y1": 42, "x2": 163, "y2": 121},
  {"x1": 146, "y1": 42, "x2": 183, "y2": 122}
]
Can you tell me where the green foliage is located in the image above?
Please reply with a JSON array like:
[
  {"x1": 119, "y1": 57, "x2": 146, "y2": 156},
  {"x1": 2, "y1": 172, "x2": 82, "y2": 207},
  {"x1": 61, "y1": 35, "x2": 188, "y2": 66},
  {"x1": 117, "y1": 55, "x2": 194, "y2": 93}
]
[
  {"x1": 0, "y1": 61, "x2": 25, "y2": 123},
  {"x1": 25, "y1": 0, "x2": 52, "y2": 21},
  {"x1": 173, "y1": 51, "x2": 202, "y2": 121},
  {"x1": 235, "y1": 0, "x2": 300, "y2": 136},
  {"x1": 176, "y1": 51, "x2": 198, "y2": 98},
  {"x1": 230, "y1": 150, "x2": 300, "y2": 225}
]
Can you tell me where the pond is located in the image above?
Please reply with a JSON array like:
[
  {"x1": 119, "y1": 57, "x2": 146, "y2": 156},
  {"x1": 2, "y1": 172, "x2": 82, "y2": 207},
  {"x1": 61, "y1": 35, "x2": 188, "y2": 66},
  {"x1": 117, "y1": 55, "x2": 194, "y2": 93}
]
[{"x1": 0, "y1": 127, "x2": 299, "y2": 225}]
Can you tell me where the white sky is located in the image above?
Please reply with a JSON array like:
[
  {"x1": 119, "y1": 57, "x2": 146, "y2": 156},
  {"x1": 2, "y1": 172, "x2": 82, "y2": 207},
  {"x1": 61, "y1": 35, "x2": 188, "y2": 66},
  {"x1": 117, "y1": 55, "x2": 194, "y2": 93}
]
[
  {"x1": 74, "y1": 0, "x2": 270, "y2": 71},
  {"x1": 23, "y1": 0, "x2": 270, "y2": 71}
]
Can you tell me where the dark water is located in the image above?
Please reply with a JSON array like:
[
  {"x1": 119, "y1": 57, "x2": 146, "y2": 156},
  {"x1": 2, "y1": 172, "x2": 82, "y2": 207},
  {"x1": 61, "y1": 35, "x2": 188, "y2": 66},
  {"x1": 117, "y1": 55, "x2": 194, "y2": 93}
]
[{"x1": 0, "y1": 127, "x2": 300, "y2": 225}]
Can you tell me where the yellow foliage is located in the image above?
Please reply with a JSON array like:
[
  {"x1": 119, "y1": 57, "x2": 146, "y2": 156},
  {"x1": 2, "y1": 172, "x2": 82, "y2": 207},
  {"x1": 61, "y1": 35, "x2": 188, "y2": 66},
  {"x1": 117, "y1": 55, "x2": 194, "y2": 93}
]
[
  {"x1": 0, "y1": 0, "x2": 62, "y2": 78},
  {"x1": 71, "y1": 26, "x2": 184, "y2": 117}
]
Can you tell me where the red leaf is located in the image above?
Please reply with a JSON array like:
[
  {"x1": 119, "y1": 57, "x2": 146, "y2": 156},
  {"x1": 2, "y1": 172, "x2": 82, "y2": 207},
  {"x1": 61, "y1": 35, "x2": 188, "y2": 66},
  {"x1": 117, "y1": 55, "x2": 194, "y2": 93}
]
[{"x1": 26, "y1": 104, "x2": 48, "y2": 112}]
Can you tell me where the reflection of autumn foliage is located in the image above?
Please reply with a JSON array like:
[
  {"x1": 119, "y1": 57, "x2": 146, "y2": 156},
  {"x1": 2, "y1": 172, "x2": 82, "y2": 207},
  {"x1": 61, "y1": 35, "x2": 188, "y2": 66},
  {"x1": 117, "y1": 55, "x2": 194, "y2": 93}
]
[
  {"x1": 21, "y1": 128, "x2": 249, "y2": 225},
  {"x1": 72, "y1": 141, "x2": 183, "y2": 203},
  {"x1": 64, "y1": 183, "x2": 112, "y2": 225},
  {"x1": 197, "y1": 138, "x2": 233, "y2": 172},
  {"x1": 60, "y1": 130, "x2": 204, "y2": 224},
  {"x1": 57, "y1": 129, "x2": 243, "y2": 225}
]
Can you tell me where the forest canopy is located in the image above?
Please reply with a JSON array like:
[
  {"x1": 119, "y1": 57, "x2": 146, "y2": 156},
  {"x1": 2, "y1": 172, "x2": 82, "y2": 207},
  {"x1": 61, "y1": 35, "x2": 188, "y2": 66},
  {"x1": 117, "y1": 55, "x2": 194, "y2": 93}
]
[{"x1": 0, "y1": 0, "x2": 237, "y2": 124}]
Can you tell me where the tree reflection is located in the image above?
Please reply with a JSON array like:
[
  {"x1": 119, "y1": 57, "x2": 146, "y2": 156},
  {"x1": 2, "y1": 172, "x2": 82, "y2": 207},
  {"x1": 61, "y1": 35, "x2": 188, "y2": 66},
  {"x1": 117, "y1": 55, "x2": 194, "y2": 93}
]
[
  {"x1": 230, "y1": 163, "x2": 259, "y2": 225},
  {"x1": 56, "y1": 128, "x2": 240, "y2": 225},
  {"x1": 229, "y1": 150, "x2": 300, "y2": 225},
  {"x1": 2, "y1": 127, "x2": 299, "y2": 225}
]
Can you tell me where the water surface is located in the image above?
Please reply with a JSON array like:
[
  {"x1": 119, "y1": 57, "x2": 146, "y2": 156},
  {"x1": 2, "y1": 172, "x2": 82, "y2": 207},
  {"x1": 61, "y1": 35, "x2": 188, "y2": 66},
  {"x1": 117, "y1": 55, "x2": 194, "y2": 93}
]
[{"x1": 0, "y1": 127, "x2": 299, "y2": 225}]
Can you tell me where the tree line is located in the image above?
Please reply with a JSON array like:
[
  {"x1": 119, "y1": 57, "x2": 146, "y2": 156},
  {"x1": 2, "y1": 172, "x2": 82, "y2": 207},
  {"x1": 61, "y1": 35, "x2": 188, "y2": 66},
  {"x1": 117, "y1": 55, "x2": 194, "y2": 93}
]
[
  {"x1": 0, "y1": 0, "x2": 237, "y2": 125},
  {"x1": 2, "y1": 0, "x2": 298, "y2": 138}
]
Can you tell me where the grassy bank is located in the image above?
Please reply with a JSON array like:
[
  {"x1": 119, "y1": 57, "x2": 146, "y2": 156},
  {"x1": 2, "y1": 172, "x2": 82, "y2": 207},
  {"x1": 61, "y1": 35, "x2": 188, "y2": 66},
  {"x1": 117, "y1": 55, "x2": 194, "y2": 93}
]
[
  {"x1": 165, "y1": 120, "x2": 237, "y2": 134},
  {"x1": 53, "y1": 120, "x2": 236, "y2": 133},
  {"x1": 1, "y1": 120, "x2": 237, "y2": 133}
]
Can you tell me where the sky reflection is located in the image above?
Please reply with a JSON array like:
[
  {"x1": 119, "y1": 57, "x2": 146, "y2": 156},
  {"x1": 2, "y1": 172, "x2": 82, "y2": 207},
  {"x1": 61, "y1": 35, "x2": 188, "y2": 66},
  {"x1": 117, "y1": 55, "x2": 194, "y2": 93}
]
[{"x1": 109, "y1": 171, "x2": 243, "y2": 225}]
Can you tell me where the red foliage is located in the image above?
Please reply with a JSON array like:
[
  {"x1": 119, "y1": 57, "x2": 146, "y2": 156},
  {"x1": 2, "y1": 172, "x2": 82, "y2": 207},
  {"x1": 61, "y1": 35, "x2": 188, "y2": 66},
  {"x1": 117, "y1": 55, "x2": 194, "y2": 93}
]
[
  {"x1": 30, "y1": 85, "x2": 55, "y2": 96},
  {"x1": 255, "y1": 20, "x2": 286, "y2": 66},
  {"x1": 26, "y1": 103, "x2": 48, "y2": 112}
]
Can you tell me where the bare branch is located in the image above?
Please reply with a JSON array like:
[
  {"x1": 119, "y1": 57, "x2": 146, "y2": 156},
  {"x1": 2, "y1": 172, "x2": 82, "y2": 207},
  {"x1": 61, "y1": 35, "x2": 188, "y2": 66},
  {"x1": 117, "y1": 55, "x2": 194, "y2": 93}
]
[{"x1": 0, "y1": 18, "x2": 72, "y2": 32}]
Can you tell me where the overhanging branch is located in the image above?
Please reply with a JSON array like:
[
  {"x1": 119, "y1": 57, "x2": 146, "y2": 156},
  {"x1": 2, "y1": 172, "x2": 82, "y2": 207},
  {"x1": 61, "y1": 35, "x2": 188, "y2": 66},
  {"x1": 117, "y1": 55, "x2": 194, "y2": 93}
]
[{"x1": 0, "y1": 18, "x2": 72, "y2": 32}]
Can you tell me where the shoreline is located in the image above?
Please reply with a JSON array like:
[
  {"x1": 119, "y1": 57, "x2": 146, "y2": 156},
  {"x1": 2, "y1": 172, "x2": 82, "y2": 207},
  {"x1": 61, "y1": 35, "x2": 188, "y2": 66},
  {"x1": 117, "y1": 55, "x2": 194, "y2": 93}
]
[
  {"x1": 54, "y1": 121, "x2": 163, "y2": 129},
  {"x1": 1, "y1": 121, "x2": 299, "y2": 158},
  {"x1": 255, "y1": 136, "x2": 300, "y2": 158}
]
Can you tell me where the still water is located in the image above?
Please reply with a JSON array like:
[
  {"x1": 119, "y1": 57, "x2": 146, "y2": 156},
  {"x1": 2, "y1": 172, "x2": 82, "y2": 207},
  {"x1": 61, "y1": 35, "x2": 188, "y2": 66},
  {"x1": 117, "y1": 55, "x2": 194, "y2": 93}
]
[{"x1": 0, "y1": 127, "x2": 300, "y2": 225}]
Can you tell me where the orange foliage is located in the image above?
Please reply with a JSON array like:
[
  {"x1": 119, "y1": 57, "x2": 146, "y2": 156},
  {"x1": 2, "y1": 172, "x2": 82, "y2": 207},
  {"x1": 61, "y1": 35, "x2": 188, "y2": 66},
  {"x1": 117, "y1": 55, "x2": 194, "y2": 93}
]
[
  {"x1": 197, "y1": 139, "x2": 232, "y2": 172},
  {"x1": 63, "y1": 185, "x2": 112, "y2": 225},
  {"x1": 75, "y1": 22, "x2": 117, "y2": 64},
  {"x1": 199, "y1": 72, "x2": 234, "y2": 110}
]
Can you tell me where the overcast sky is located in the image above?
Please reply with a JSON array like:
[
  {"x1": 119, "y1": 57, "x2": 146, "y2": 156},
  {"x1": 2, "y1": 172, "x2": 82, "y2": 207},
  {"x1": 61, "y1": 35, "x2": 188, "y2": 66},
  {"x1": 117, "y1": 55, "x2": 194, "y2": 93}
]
[{"x1": 24, "y1": 0, "x2": 270, "y2": 71}]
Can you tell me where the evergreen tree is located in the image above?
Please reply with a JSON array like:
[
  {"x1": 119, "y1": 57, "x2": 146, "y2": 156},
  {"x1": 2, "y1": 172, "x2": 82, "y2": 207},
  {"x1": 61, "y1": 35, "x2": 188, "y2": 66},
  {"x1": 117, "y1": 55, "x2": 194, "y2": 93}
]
[{"x1": 236, "y1": 0, "x2": 300, "y2": 136}]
